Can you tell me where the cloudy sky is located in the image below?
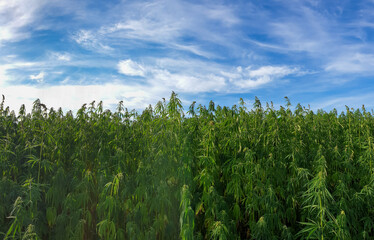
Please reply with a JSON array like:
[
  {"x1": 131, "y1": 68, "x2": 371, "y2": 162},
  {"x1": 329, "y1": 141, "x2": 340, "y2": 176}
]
[{"x1": 1, "y1": 0, "x2": 374, "y2": 113}]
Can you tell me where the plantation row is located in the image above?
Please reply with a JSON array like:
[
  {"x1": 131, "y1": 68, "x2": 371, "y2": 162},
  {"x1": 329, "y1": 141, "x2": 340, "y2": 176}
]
[{"x1": 0, "y1": 93, "x2": 373, "y2": 239}]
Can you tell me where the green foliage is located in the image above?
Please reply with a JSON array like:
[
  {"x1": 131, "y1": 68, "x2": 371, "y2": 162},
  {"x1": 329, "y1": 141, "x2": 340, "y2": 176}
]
[{"x1": 1, "y1": 93, "x2": 374, "y2": 239}]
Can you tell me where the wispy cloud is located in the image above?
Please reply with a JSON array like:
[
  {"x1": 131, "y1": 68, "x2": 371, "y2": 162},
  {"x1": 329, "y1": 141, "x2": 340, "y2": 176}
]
[
  {"x1": 249, "y1": 0, "x2": 374, "y2": 77},
  {"x1": 249, "y1": 66, "x2": 297, "y2": 78},
  {"x1": 150, "y1": 69, "x2": 226, "y2": 93},
  {"x1": 0, "y1": 0, "x2": 47, "y2": 43},
  {"x1": 118, "y1": 59, "x2": 146, "y2": 77},
  {"x1": 269, "y1": 7, "x2": 331, "y2": 53},
  {"x1": 325, "y1": 53, "x2": 374, "y2": 73},
  {"x1": 0, "y1": 62, "x2": 38, "y2": 86},
  {"x1": 0, "y1": 0, "x2": 96, "y2": 44},
  {"x1": 228, "y1": 66, "x2": 299, "y2": 89},
  {"x1": 72, "y1": 30, "x2": 113, "y2": 52},
  {"x1": 72, "y1": 0, "x2": 241, "y2": 58},
  {"x1": 312, "y1": 92, "x2": 374, "y2": 111},
  {"x1": 54, "y1": 52, "x2": 72, "y2": 62}
]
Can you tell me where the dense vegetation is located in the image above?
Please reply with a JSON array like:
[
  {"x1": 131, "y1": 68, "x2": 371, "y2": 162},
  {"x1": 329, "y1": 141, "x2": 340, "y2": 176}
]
[{"x1": 0, "y1": 92, "x2": 373, "y2": 239}]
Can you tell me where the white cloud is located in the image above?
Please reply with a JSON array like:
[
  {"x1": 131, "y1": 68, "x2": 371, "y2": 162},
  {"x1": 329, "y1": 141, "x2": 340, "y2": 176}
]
[
  {"x1": 30, "y1": 71, "x2": 45, "y2": 83},
  {"x1": 117, "y1": 59, "x2": 146, "y2": 76}
]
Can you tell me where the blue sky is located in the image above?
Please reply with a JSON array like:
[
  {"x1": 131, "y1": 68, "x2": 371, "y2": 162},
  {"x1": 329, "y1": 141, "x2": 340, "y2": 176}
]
[{"x1": 1, "y1": 0, "x2": 374, "y2": 113}]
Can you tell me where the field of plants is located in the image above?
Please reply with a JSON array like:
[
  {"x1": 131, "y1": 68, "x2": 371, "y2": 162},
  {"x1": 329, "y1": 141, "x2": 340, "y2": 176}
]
[{"x1": 0, "y1": 92, "x2": 374, "y2": 239}]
